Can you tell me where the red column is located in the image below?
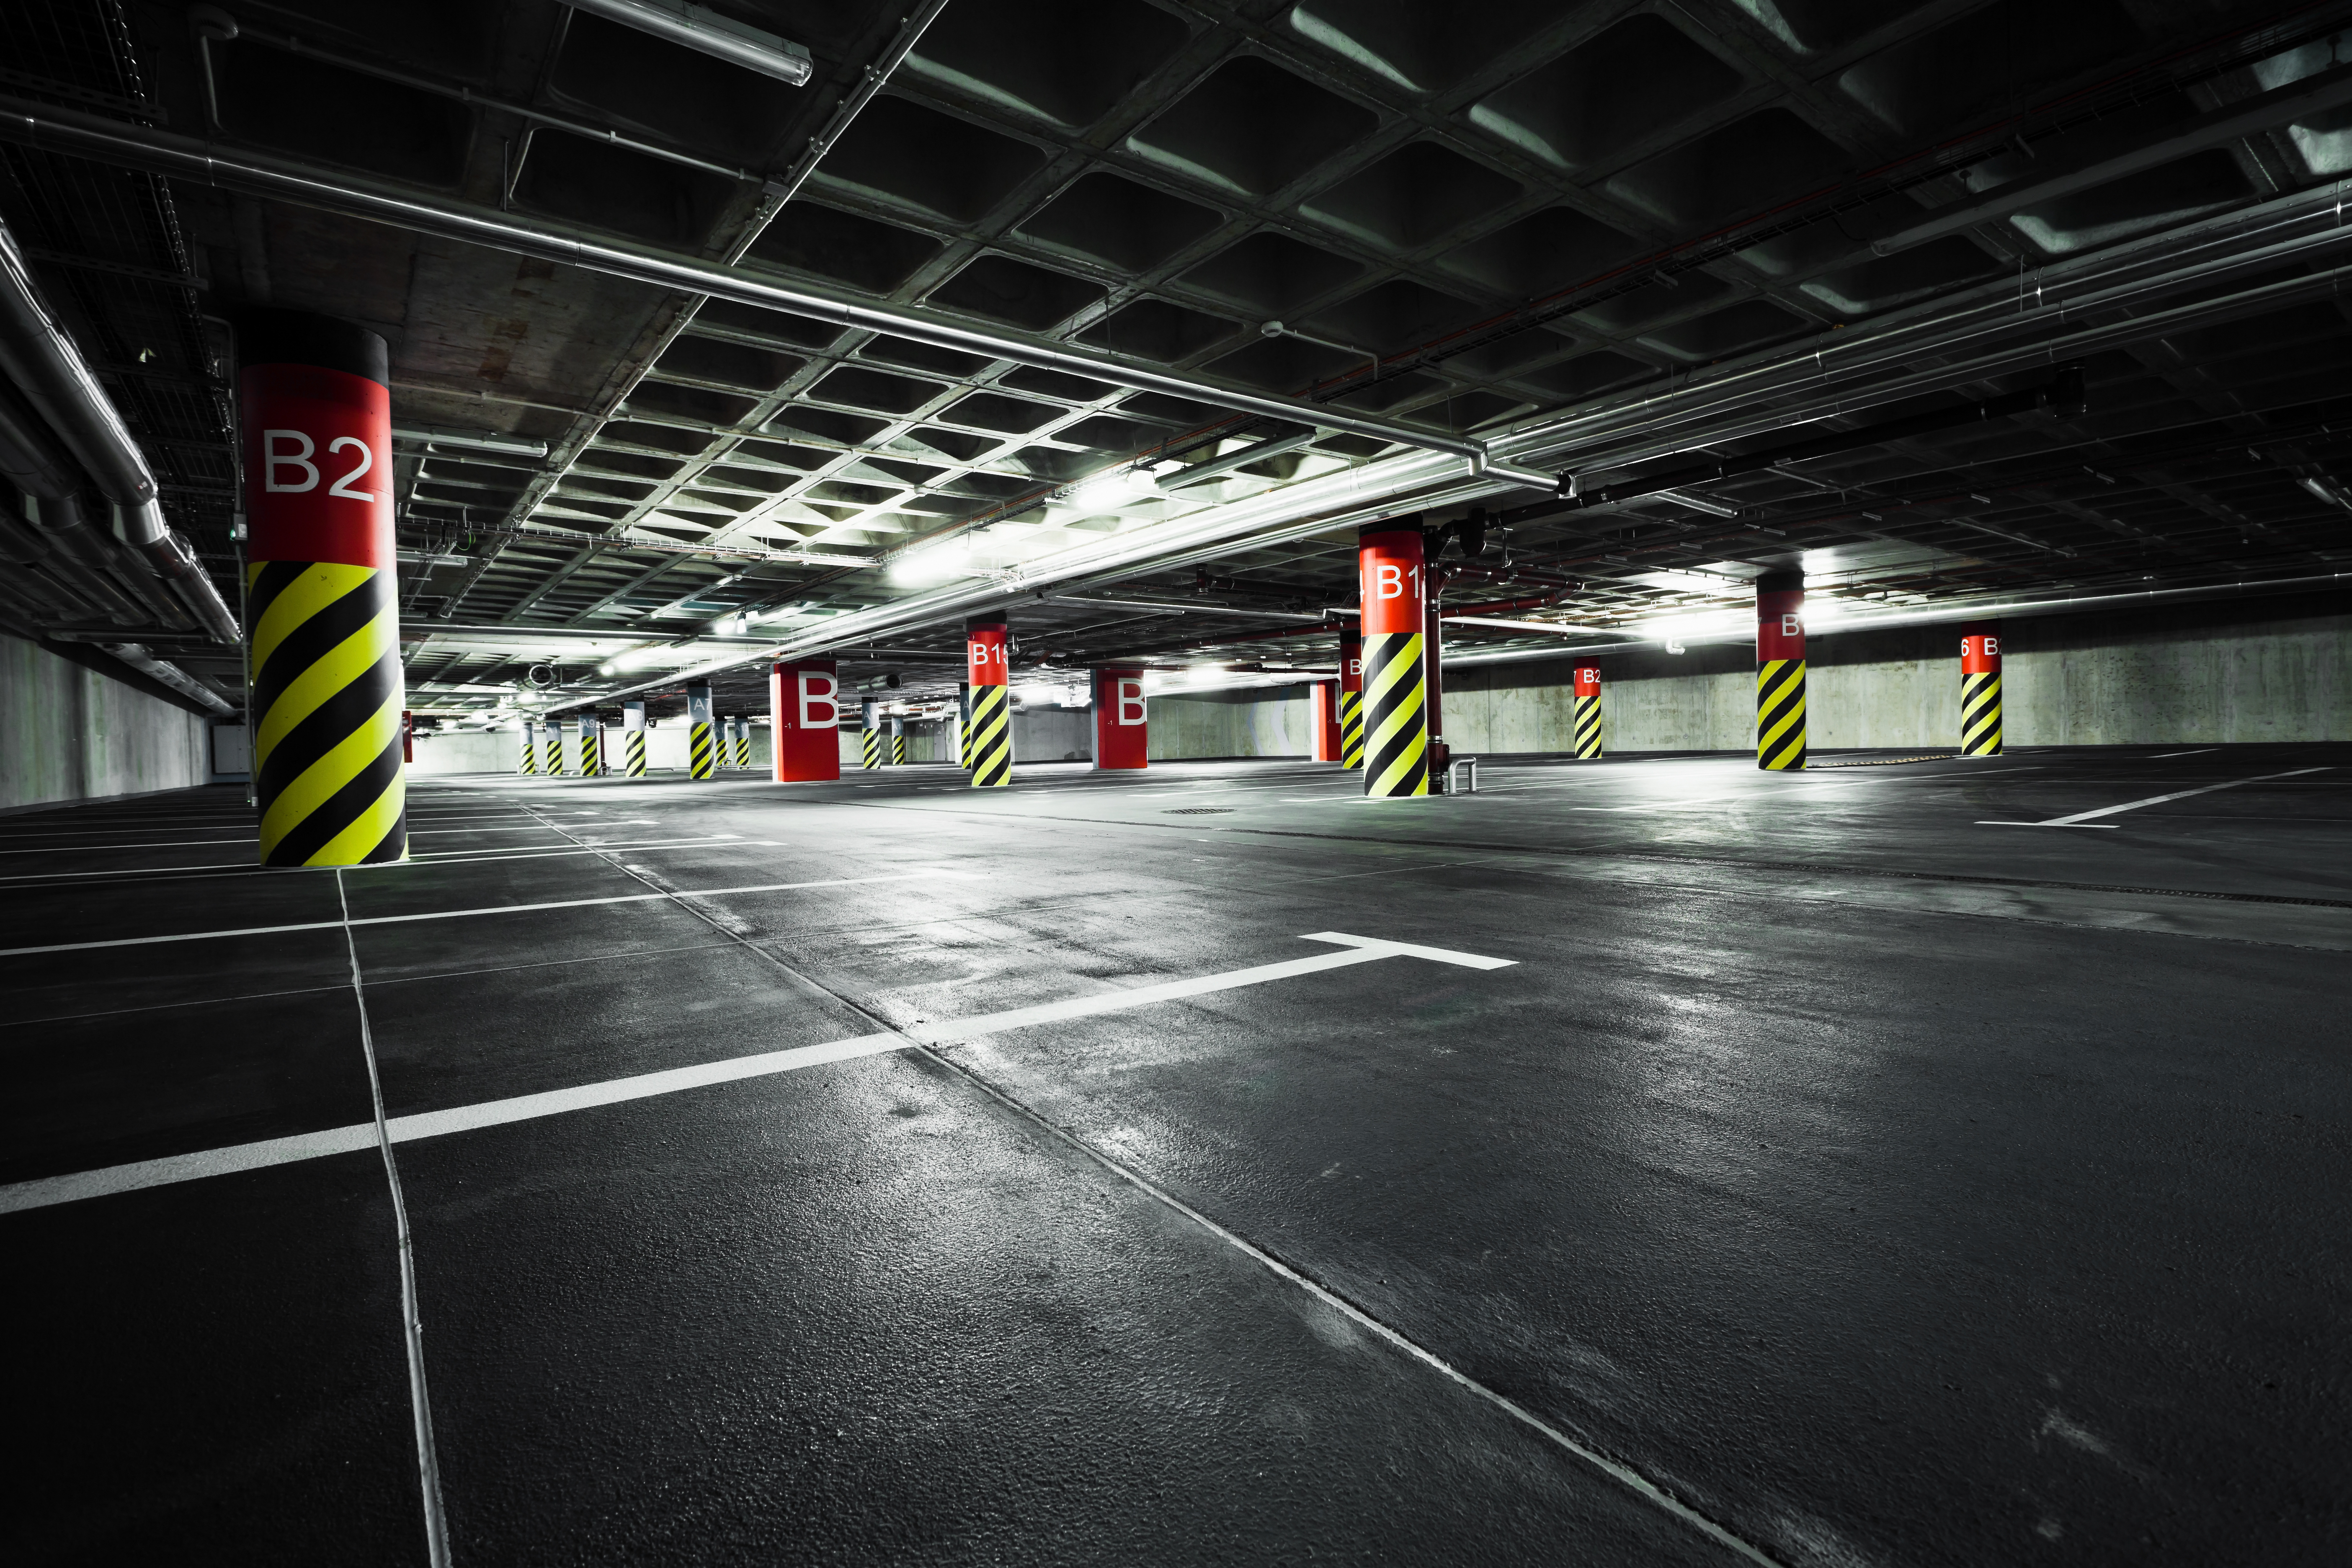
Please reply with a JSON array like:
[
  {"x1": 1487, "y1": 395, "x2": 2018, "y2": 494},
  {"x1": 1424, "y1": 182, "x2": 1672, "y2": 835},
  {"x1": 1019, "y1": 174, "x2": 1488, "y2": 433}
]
[
  {"x1": 1755, "y1": 569, "x2": 1806, "y2": 771},
  {"x1": 1424, "y1": 575, "x2": 1448, "y2": 779},
  {"x1": 967, "y1": 617, "x2": 1011, "y2": 787},
  {"x1": 1571, "y1": 665, "x2": 1602, "y2": 759},
  {"x1": 1310, "y1": 681, "x2": 1340, "y2": 761},
  {"x1": 1357, "y1": 522, "x2": 1429, "y2": 796},
  {"x1": 1960, "y1": 621, "x2": 2003, "y2": 756},
  {"x1": 240, "y1": 310, "x2": 405, "y2": 865},
  {"x1": 1336, "y1": 624, "x2": 1363, "y2": 769},
  {"x1": 1093, "y1": 665, "x2": 1148, "y2": 769},
  {"x1": 769, "y1": 658, "x2": 841, "y2": 781}
]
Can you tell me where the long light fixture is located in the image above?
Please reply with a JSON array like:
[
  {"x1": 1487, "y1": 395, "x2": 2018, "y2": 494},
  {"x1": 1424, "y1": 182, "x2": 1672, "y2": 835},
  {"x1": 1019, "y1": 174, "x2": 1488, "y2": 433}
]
[{"x1": 563, "y1": 0, "x2": 814, "y2": 85}]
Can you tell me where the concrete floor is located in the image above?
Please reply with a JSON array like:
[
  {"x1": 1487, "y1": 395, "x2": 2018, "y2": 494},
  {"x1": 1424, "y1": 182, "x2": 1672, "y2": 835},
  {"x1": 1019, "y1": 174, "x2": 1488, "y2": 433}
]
[{"x1": 4, "y1": 746, "x2": 2347, "y2": 1565}]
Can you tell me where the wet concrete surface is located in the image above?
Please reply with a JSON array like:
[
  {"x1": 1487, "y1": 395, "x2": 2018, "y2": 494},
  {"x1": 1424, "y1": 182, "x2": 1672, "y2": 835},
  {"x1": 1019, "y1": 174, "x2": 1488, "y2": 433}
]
[{"x1": 3, "y1": 745, "x2": 2348, "y2": 1565}]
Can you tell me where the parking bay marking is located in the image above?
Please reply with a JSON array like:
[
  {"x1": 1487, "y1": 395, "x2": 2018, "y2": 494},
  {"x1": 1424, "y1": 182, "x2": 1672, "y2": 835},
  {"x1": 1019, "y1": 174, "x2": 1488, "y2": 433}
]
[
  {"x1": 0, "y1": 869, "x2": 952, "y2": 957},
  {"x1": 0, "y1": 933, "x2": 1513, "y2": 1214},
  {"x1": 1978, "y1": 766, "x2": 2330, "y2": 828}
]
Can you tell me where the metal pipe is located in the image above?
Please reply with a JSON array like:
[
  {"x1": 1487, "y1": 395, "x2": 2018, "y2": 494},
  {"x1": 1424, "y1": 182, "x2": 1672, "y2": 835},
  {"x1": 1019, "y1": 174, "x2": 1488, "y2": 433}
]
[
  {"x1": 1039, "y1": 593, "x2": 1326, "y2": 622},
  {"x1": 1561, "y1": 367, "x2": 2083, "y2": 509},
  {"x1": 563, "y1": 0, "x2": 814, "y2": 87},
  {"x1": 0, "y1": 212, "x2": 240, "y2": 641},
  {"x1": 203, "y1": 13, "x2": 789, "y2": 189},
  {"x1": 1158, "y1": 428, "x2": 1322, "y2": 490},
  {"x1": 17, "y1": 495, "x2": 148, "y2": 624},
  {"x1": 391, "y1": 421, "x2": 549, "y2": 459},
  {"x1": 0, "y1": 98, "x2": 1545, "y2": 483},
  {"x1": 1871, "y1": 60, "x2": 2352, "y2": 258},
  {"x1": 1496, "y1": 180, "x2": 2352, "y2": 471},
  {"x1": 102, "y1": 641, "x2": 237, "y2": 714}
]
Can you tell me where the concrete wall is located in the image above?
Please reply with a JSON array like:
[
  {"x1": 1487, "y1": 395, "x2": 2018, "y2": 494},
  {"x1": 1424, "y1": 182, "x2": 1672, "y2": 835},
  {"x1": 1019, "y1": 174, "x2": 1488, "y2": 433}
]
[
  {"x1": 1, "y1": 635, "x2": 211, "y2": 811},
  {"x1": 1148, "y1": 687, "x2": 1312, "y2": 759},
  {"x1": 1443, "y1": 593, "x2": 2350, "y2": 753}
]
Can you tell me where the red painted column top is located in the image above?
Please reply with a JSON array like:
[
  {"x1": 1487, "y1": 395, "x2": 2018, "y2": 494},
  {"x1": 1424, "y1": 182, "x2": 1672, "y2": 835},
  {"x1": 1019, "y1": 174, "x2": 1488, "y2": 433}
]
[
  {"x1": 1357, "y1": 525, "x2": 1426, "y2": 637},
  {"x1": 1337, "y1": 625, "x2": 1362, "y2": 693},
  {"x1": 1756, "y1": 570, "x2": 1805, "y2": 663},
  {"x1": 240, "y1": 361, "x2": 392, "y2": 569},
  {"x1": 967, "y1": 619, "x2": 1008, "y2": 687},
  {"x1": 1573, "y1": 665, "x2": 1601, "y2": 697},
  {"x1": 1960, "y1": 622, "x2": 2002, "y2": 673}
]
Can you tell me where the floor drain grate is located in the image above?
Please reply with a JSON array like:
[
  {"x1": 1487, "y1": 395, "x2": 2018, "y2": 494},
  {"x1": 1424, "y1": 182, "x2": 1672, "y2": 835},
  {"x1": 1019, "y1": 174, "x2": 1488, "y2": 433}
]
[{"x1": 1163, "y1": 807, "x2": 1235, "y2": 814}]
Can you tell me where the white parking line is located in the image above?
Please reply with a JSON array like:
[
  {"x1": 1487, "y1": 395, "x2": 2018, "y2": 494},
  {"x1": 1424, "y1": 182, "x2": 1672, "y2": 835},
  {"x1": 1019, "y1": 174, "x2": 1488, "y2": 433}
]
[
  {"x1": 0, "y1": 838, "x2": 764, "y2": 886},
  {"x1": 0, "y1": 932, "x2": 1512, "y2": 1214},
  {"x1": 2148, "y1": 749, "x2": 2218, "y2": 759},
  {"x1": 0, "y1": 869, "x2": 952, "y2": 957},
  {"x1": 1978, "y1": 767, "x2": 2330, "y2": 828}
]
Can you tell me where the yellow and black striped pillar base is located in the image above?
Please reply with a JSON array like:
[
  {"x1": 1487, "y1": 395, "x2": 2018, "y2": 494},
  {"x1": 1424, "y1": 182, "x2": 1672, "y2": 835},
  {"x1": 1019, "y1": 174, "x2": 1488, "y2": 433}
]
[
  {"x1": 580, "y1": 725, "x2": 600, "y2": 776},
  {"x1": 249, "y1": 560, "x2": 407, "y2": 866},
  {"x1": 1757, "y1": 659, "x2": 1808, "y2": 771},
  {"x1": 543, "y1": 731, "x2": 562, "y2": 776},
  {"x1": 624, "y1": 730, "x2": 646, "y2": 776},
  {"x1": 1361, "y1": 631, "x2": 1427, "y2": 797},
  {"x1": 890, "y1": 732, "x2": 906, "y2": 765},
  {"x1": 1962, "y1": 671, "x2": 2002, "y2": 756},
  {"x1": 861, "y1": 728, "x2": 882, "y2": 768},
  {"x1": 519, "y1": 729, "x2": 536, "y2": 775},
  {"x1": 1573, "y1": 694, "x2": 1603, "y2": 760},
  {"x1": 734, "y1": 729, "x2": 750, "y2": 769},
  {"x1": 959, "y1": 720, "x2": 972, "y2": 770},
  {"x1": 1338, "y1": 690, "x2": 1365, "y2": 769},
  {"x1": 689, "y1": 720, "x2": 716, "y2": 779},
  {"x1": 969, "y1": 685, "x2": 1011, "y2": 787}
]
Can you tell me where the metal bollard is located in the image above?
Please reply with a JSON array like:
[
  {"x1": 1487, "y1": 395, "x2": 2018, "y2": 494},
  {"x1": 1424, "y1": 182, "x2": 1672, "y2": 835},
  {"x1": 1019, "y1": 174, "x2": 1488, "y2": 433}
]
[{"x1": 1447, "y1": 756, "x2": 1478, "y2": 794}]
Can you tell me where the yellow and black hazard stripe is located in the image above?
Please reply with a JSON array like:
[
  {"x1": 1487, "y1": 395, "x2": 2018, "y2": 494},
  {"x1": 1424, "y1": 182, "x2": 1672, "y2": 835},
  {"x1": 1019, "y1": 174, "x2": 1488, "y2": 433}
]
[
  {"x1": 543, "y1": 727, "x2": 562, "y2": 776},
  {"x1": 519, "y1": 726, "x2": 536, "y2": 775},
  {"x1": 1361, "y1": 631, "x2": 1427, "y2": 797},
  {"x1": 1757, "y1": 658, "x2": 1807, "y2": 771},
  {"x1": 1338, "y1": 690, "x2": 1365, "y2": 769},
  {"x1": 624, "y1": 728, "x2": 646, "y2": 776},
  {"x1": 1961, "y1": 671, "x2": 2002, "y2": 756},
  {"x1": 969, "y1": 684, "x2": 1011, "y2": 787},
  {"x1": 1573, "y1": 693, "x2": 1603, "y2": 760},
  {"x1": 689, "y1": 717, "x2": 716, "y2": 779},
  {"x1": 580, "y1": 722, "x2": 600, "y2": 776},
  {"x1": 959, "y1": 714, "x2": 972, "y2": 769},
  {"x1": 734, "y1": 726, "x2": 750, "y2": 769},
  {"x1": 861, "y1": 726, "x2": 883, "y2": 768},
  {"x1": 890, "y1": 730, "x2": 907, "y2": 765},
  {"x1": 248, "y1": 559, "x2": 407, "y2": 866}
]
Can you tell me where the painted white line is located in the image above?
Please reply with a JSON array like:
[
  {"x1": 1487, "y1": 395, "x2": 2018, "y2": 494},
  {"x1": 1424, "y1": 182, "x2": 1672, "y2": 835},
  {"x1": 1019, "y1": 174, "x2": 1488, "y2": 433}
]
[
  {"x1": 2148, "y1": 748, "x2": 2218, "y2": 759},
  {"x1": 0, "y1": 869, "x2": 951, "y2": 958},
  {"x1": 0, "y1": 932, "x2": 1514, "y2": 1214},
  {"x1": 0, "y1": 838, "x2": 753, "y2": 885},
  {"x1": 410, "y1": 818, "x2": 659, "y2": 836},
  {"x1": 1977, "y1": 766, "x2": 2330, "y2": 828},
  {"x1": 0, "y1": 837, "x2": 258, "y2": 856}
]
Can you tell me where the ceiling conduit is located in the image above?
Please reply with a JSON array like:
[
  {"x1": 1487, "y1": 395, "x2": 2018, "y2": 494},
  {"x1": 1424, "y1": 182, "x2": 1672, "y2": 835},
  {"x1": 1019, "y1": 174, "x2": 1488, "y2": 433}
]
[
  {"x1": 0, "y1": 213, "x2": 240, "y2": 644},
  {"x1": 0, "y1": 96, "x2": 1559, "y2": 490}
]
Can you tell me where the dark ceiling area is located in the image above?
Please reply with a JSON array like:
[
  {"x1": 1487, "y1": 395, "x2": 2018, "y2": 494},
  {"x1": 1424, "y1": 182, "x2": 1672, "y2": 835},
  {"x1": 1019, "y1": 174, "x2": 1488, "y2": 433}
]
[{"x1": 5, "y1": 0, "x2": 2352, "y2": 725}]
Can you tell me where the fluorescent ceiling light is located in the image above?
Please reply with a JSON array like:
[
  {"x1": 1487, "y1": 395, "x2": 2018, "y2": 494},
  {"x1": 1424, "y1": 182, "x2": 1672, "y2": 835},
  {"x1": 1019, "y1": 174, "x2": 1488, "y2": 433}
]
[
  {"x1": 1443, "y1": 616, "x2": 1606, "y2": 635},
  {"x1": 1065, "y1": 470, "x2": 1156, "y2": 511}
]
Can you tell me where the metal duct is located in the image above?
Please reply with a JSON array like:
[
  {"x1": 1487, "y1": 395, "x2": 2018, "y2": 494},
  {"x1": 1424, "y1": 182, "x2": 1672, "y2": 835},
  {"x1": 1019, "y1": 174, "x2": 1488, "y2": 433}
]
[
  {"x1": 0, "y1": 96, "x2": 1555, "y2": 488},
  {"x1": 18, "y1": 495, "x2": 149, "y2": 625},
  {"x1": 0, "y1": 213, "x2": 240, "y2": 643},
  {"x1": 98, "y1": 641, "x2": 237, "y2": 715}
]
